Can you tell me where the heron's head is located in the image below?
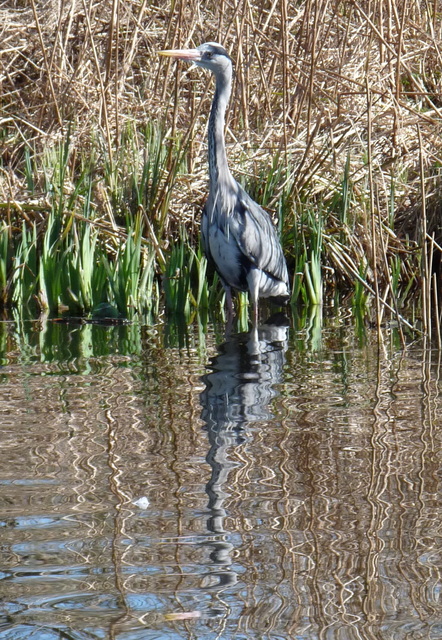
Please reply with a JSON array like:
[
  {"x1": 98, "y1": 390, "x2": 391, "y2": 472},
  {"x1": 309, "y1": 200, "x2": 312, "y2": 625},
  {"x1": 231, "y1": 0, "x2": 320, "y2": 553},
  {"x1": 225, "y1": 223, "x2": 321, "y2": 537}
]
[{"x1": 159, "y1": 42, "x2": 232, "y2": 79}]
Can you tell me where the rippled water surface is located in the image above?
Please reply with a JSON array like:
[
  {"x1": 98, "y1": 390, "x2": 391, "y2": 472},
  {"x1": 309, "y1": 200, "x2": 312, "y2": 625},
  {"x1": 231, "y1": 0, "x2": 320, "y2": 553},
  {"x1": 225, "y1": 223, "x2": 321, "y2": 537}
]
[{"x1": 0, "y1": 312, "x2": 441, "y2": 640}]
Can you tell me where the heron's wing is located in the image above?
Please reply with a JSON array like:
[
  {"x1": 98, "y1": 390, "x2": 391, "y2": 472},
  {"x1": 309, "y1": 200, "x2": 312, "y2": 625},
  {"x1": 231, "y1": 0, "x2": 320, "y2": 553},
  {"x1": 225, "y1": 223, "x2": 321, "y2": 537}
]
[{"x1": 230, "y1": 189, "x2": 288, "y2": 284}]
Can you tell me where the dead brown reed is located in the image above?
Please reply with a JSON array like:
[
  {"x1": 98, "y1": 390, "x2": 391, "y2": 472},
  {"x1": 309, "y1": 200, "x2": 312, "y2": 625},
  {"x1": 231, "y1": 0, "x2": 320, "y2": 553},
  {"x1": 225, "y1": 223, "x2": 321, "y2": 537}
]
[{"x1": 1, "y1": 0, "x2": 441, "y2": 332}]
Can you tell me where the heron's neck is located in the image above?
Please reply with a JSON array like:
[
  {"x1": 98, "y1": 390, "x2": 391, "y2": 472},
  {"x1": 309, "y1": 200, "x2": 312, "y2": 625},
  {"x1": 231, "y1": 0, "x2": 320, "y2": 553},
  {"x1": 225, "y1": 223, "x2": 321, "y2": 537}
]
[{"x1": 208, "y1": 69, "x2": 233, "y2": 190}]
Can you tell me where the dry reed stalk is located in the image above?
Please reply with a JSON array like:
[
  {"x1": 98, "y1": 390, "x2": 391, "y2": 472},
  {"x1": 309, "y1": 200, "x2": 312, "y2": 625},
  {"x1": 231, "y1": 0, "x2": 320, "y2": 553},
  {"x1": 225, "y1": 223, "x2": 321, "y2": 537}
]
[
  {"x1": 433, "y1": 272, "x2": 441, "y2": 350},
  {"x1": 417, "y1": 125, "x2": 429, "y2": 337},
  {"x1": 81, "y1": 0, "x2": 113, "y2": 167},
  {"x1": 29, "y1": 0, "x2": 63, "y2": 129},
  {"x1": 366, "y1": 81, "x2": 382, "y2": 340},
  {"x1": 234, "y1": 6, "x2": 250, "y2": 142},
  {"x1": 376, "y1": 191, "x2": 406, "y2": 345}
]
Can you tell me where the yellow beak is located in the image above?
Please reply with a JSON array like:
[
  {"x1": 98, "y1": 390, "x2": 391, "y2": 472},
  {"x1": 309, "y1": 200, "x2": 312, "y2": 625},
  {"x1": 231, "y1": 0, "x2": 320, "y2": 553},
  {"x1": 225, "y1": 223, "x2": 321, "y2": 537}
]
[{"x1": 158, "y1": 48, "x2": 202, "y2": 62}]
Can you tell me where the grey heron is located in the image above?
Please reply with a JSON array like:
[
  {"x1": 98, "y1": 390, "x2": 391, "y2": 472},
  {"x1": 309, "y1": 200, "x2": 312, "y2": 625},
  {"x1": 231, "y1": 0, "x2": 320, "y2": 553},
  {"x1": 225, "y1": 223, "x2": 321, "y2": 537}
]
[{"x1": 159, "y1": 42, "x2": 290, "y2": 322}]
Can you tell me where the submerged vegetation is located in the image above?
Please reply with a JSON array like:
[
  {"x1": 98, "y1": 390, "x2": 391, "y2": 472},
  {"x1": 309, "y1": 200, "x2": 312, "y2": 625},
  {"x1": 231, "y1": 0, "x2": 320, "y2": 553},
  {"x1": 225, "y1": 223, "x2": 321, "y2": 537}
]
[{"x1": 0, "y1": 1, "x2": 441, "y2": 338}]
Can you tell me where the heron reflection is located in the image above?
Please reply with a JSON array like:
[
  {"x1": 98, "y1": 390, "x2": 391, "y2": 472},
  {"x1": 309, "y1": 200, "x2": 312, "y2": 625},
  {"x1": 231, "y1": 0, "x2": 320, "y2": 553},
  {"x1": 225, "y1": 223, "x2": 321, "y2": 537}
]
[{"x1": 199, "y1": 314, "x2": 289, "y2": 589}]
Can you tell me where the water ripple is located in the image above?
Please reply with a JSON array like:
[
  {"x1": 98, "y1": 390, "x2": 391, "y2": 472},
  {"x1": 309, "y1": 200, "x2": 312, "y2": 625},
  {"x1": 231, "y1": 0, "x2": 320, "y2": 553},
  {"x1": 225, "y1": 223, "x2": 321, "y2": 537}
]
[{"x1": 0, "y1": 319, "x2": 441, "y2": 639}]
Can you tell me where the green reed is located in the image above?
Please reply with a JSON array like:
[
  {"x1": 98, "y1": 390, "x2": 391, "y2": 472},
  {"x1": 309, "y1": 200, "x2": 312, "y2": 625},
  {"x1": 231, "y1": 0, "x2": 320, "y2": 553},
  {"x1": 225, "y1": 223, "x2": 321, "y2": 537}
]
[
  {"x1": 163, "y1": 230, "x2": 210, "y2": 318},
  {"x1": 0, "y1": 117, "x2": 436, "y2": 337},
  {"x1": 11, "y1": 221, "x2": 38, "y2": 310},
  {"x1": 105, "y1": 120, "x2": 186, "y2": 242},
  {"x1": 6, "y1": 209, "x2": 159, "y2": 319},
  {"x1": 102, "y1": 213, "x2": 159, "y2": 318},
  {"x1": 0, "y1": 223, "x2": 12, "y2": 307},
  {"x1": 352, "y1": 262, "x2": 369, "y2": 310}
]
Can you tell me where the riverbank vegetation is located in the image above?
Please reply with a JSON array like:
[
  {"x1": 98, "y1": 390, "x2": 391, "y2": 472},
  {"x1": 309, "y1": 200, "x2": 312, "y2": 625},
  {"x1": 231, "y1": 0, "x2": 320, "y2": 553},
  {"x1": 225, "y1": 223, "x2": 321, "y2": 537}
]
[{"x1": 1, "y1": 0, "x2": 441, "y2": 338}]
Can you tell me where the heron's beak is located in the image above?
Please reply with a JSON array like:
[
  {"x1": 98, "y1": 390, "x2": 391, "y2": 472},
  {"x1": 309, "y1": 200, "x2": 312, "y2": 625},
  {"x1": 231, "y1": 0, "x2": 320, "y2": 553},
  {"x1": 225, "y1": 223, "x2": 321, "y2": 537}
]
[{"x1": 158, "y1": 48, "x2": 202, "y2": 62}]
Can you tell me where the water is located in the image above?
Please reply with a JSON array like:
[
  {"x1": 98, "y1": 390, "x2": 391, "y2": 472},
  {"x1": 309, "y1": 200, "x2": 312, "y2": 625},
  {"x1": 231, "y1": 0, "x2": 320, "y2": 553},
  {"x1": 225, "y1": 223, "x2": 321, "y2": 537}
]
[{"x1": 0, "y1": 311, "x2": 441, "y2": 640}]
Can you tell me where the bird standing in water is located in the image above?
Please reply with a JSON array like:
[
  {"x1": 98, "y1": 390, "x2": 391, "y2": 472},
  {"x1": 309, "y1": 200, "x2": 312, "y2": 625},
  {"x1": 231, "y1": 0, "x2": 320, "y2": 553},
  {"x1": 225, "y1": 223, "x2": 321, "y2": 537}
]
[{"x1": 159, "y1": 42, "x2": 290, "y2": 323}]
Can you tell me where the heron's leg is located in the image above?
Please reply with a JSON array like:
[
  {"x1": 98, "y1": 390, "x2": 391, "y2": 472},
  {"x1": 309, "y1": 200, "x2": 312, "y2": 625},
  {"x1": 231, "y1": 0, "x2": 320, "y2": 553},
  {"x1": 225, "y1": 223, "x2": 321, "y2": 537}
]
[
  {"x1": 246, "y1": 268, "x2": 260, "y2": 325},
  {"x1": 224, "y1": 285, "x2": 234, "y2": 322},
  {"x1": 252, "y1": 300, "x2": 259, "y2": 325}
]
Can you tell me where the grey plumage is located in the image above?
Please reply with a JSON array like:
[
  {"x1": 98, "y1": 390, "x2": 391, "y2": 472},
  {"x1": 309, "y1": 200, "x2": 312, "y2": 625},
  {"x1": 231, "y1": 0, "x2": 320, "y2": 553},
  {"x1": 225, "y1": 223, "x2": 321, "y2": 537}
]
[{"x1": 160, "y1": 42, "x2": 290, "y2": 321}]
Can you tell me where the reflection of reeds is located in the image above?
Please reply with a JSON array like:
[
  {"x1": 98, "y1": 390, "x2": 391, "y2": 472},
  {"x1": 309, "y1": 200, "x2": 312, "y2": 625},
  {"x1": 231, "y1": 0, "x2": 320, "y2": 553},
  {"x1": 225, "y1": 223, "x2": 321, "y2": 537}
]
[
  {"x1": 1, "y1": 319, "x2": 442, "y2": 634},
  {"x1": 0, "y1": 1, "x2": 441, "y2": 332}
]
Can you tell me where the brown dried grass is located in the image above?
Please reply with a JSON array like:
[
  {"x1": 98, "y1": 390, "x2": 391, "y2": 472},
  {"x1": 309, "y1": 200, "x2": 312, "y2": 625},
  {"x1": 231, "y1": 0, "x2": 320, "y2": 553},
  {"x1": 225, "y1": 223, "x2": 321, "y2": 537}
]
[{"x1": 1, "y1": 0, "x2": 441, "y2": 319}]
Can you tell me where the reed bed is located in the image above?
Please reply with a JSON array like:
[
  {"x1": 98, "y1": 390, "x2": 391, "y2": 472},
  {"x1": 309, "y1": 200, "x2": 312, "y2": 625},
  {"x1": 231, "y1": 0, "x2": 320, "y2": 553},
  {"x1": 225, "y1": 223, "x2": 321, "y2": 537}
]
[{"x1": 0, "y1": 0, "x2": 441, "y2": 336}]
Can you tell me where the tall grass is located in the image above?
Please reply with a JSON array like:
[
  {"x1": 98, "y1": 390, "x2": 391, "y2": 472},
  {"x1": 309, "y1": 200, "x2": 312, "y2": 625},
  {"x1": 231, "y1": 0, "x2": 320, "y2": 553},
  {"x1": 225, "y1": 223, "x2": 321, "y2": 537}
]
[
  {"x1": 7, "y1": 209, "x2": 158, "y2": 319},
  {"x1": 0, "y1": 0, "x2": 441, "y2": 335},
  {"x1": 0, "y1": 223, "x2": 12, "y2": 307}
]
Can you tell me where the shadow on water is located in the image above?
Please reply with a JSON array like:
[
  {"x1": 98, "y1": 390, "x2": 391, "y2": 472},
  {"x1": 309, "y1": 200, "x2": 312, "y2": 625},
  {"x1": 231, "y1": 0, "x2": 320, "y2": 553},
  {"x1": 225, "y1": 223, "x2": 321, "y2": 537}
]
[
  {"x1": 0, "y1": 308, "x2": 441, "y2": 639},
  {"x1": 200, "y1": 314, "x2": 289, "y2": 583}
]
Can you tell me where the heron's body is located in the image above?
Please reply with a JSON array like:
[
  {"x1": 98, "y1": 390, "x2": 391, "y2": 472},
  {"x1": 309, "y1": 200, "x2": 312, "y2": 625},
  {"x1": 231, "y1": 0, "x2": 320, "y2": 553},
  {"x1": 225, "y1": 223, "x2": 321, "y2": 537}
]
[{"x1": 160, "y1": 42, "x2": 290, "y2": 321}]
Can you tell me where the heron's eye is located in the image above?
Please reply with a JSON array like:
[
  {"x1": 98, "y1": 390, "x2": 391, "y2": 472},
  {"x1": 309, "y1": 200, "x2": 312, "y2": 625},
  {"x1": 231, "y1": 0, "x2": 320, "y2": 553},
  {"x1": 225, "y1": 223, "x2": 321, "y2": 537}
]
[{"x1": 206, "y1": 51, "x2": 213, "y2": 59}]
